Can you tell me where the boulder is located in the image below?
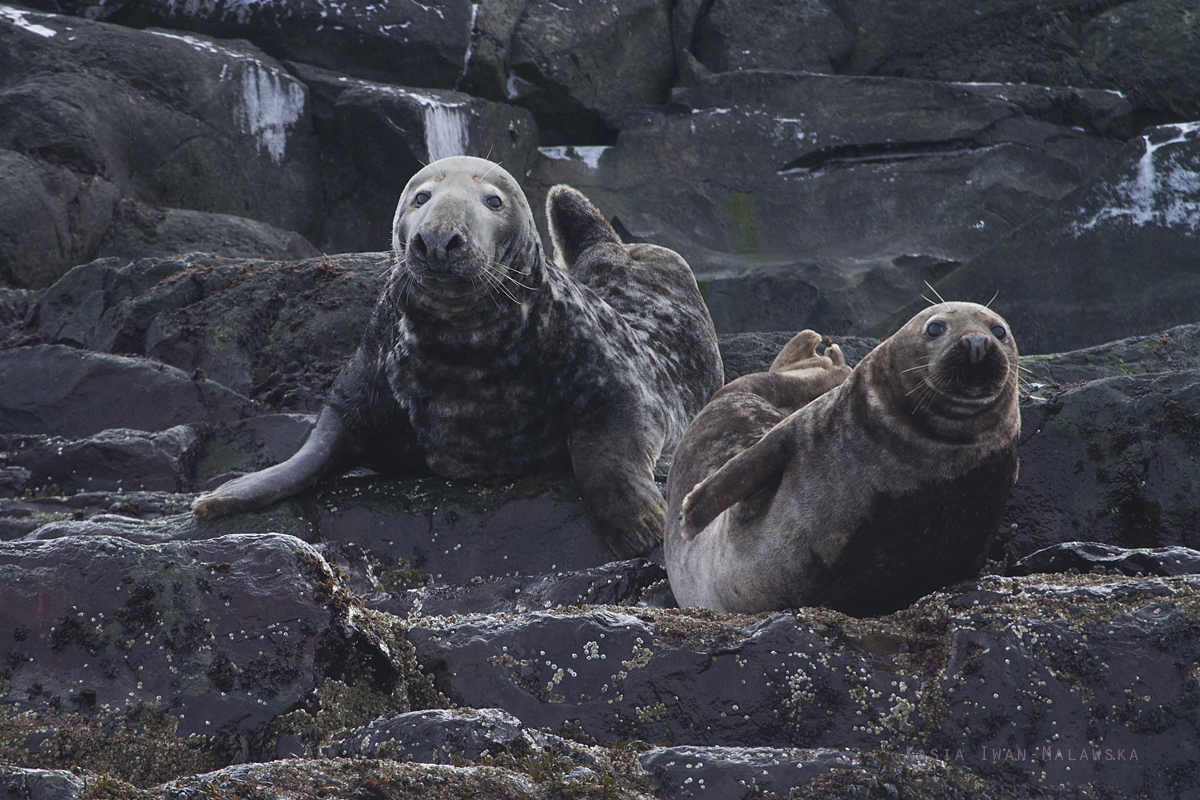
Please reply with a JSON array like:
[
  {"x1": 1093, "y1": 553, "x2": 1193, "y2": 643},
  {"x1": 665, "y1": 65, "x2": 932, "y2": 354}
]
[
  {"x1": 526, "y1": 70, "x2": 1126, "y2": 334},
  {"x1": 33, "y1": 252, "x2": 391, "y2": 409},
  {"x1": 292, "y1": 63, "x2": 538, "y2": 255},
  {"x1": 1005, "y1": 369, "x2": 1200, "y2": 559},
  {"x1": 409, "y1": 573, "x2": 1200, "y2": 798},
  {"x1": 504, "y1": 0, "x2": 674, "y2": 144},
  {"x1": 1009, "y1": 541, "x2": 1200, "y2": 578},
  {"x1": 1023, "y1": 321, "x2": 1200, "y2": 384},
  {"x1": 886, "y1": 122, "x2": 1200, "y2": 354},
  {"x1": 690, "y1": 0, "x2": 854, "y2": 75},
  {"x1": 0, "y1": 769, "x2": 85, "y2": 800},
  {"x1": 841, "y1": 0, "x2": 1200, "y2": 122},
  {"x1": 96, "y1": 200, "x2": 320, "y2": 264},
  {"x1": 48, "y1": 0, "x2": 475, "y2": 91},
  {"x1": 1, "y1": 426, "x2": 199, "y2": 495},
  {"x1": 0, "y1": 9, "x2": 324, "y2": 288},
  {"x1": 0, "y1": 345, "x2": 254, "y2": 438},
  {"x1": 0, "y1": 533, "x2": 434, "y2": 774}
]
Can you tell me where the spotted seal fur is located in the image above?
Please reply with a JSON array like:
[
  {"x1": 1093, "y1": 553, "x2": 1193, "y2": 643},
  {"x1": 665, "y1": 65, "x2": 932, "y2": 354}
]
[
  {"x1": 665, "y1": 302, "x2": 1020, "y2": 614},
  {"x1": 193, "y1": 156, "x2": 723, "y2": 557}
]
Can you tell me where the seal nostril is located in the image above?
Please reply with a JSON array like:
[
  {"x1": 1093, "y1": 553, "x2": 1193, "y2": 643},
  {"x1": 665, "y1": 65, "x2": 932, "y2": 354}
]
[
  {"x1": 963, "y1": 333, "x2": 989, "y2": 364},
  {"x1": 411, "y1": 232, "x2": 428, "y2": 258}
]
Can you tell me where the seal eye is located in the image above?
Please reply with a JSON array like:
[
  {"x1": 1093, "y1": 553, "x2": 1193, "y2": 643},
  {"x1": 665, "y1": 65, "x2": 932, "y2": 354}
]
[
  {"x1": 484, "y1": 195, "x2": 503, "y2": 211},
  {"x1": 926, "y1": 320, "x2": 946, "y2": 338},
  {"x1": 990, "y1": 324, "x2": 1007, "y2": 341},
  {"x1": 414, "y1": 190, "x2": 431, "y2": 207}
]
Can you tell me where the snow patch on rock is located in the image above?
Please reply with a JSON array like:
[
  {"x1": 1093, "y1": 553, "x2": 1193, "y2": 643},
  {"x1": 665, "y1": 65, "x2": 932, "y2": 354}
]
[{"x1": 0, "y1": 5, "x2": 57, "y2": 37}]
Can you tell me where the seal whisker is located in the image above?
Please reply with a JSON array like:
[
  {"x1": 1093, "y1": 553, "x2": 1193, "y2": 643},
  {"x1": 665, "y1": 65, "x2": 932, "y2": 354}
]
[
  {"x1": 479, "y1": 262, "x2": 522, "y2": 304},
  {"x1": 985, "y1": 289, "x2": 1000, "y2": 308},
  {"x1": 921, "y1": 294, "x2": 937, "y2": 307},
  {"x1": 924, "y1": 281, "x2": 947, "y2": 303},
  {"x1": 488, "y1": 258, "x2": 536, "y2": 291}
]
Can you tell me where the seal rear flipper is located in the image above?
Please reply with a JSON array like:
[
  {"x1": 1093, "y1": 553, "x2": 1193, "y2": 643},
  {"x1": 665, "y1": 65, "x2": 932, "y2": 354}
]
[
  {"x1": 192, "y1": 408, "x2": 355, "y2": 519},
  {"x1": 569, "y1": 425, "x2": 665, "y2": 559},
  {"x1": 680, "y1": 424, "x2": 794, "y2": 540},
  {"x1": 547, "y1": 184, "x2": 621, "y2": 270}
]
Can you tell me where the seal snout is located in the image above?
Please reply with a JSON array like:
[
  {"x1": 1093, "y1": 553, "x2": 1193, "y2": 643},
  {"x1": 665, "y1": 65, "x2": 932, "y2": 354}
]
[
  {"x1": 411, "y1": 228, "x2": 465, "y2": 270},
  {"x1": 962, "y1": 332, "x2": 990, "y2": 364}
]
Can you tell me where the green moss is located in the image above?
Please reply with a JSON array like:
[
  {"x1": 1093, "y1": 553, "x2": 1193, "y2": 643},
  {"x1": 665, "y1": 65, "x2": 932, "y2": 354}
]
[{"x1": 723, "y1": 190, "x2": 762, "y2": 255}]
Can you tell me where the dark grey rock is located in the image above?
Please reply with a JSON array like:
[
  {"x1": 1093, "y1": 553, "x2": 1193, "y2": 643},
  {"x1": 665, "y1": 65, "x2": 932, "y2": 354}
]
[
  {"x1": 0, "y1": 150, "x2": 120, "y2": 290},
  {"x1": 1, "y1": 426, "x2": 198, "y2": 495},
  {"x1": 326, "y1": 707, "x2": 545, "y2": 761},
  {"x1": 0, "y1": 10, "x2": 324, "y2": 288},
  {"x1": 0, "y1": 533, "x2": 410, "y2": 748},
  {"x1": 312, "y1": 474, "x2": 610, "y2": 586},
  {"x1": 842, "y1": 0, "x2": 1200, "y2": 122},
  {"x1": 505, "y1": 0, "x2": 675, "y2": 144},
  {"x1": 96, "y1": 200, "x2": 321, "y2": 264},
  {"x1": 0, "y1": 345, "x2": 255, "y2": 438},
  {"x1": 367, "y1": 558, "x2": 670, "y2": 619},
  {"x1": 0, "y1": 492, "x2": 196, "y2": 541},
  {"x1": 1005, "y1": 369, "x2": 1200, "y2": 560},
  {"x1": 55, "y1": 0, "x2": 475, "y2": 91},
  {"x1": 34, "y1": 253, "x2": 390, "y2": 409},
  {"x1": 0, "y1": 769, "x2": 84, "y2": 800},
  {"x1": 641, "y1": 746, "x2": 868, "y2": 800},
  {"x1": 408, "y1": 574, "x2": 1200, "y2": 797},
  {"x1": 691, "y1": 0, "x2": 854, "y2": 75},
  {"x1": 292, "y1": 63, "x2": 538, "y2": 255},
  {"x1": 884, "y1": 122, "x2": 1200, "y2": 354},
  {"x1": 527, "y1": 70, "x2": 1124, "y2": 335},
  {"x1": 1023, "y1": 322, "x2": 1200, "y2": 385},
  {"x1": 1009, "y1": 541, "x2": 1200, "y2": 578}
]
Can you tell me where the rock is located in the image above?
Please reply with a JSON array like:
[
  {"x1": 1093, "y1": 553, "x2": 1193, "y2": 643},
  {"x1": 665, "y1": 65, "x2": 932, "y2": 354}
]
[
  {"x1": 527, "y1": 70, "x2": 1125, "y2": 334},
  {"x1": 0, "y1": 768, "x2": 85, "y2": 800},
  {"x1": 368, "y1": 559, "x2": 671, "y2": 619},
  {"x1": 885, "y1": 122, "x2": 1200, "y2": 354},
  {"x1": 410, "y1": 573, "x2": 1200, "y2": 797},
  {"x1": 312, "y1": 474, "x2": 610, "y2": 587},
  {"x1": 842, "y1": 0, "x2": 1200, "y2": 122},
  {"x1": 0, "y1": 345, "x2": 254, "y2": 438},
  {"x1": 690, "y1": 0, "x2": 854, "y2": 75},
  {"x1": 326, "y1": 707, "x2": 549, "y2": 761},
  {"x1": 1005, "y1": 369, "x2": 1200, "y2": 560},
  {"x1": 1009, "y1": 541, "x2": 1200, "y2": 577},
  {"x1": 0, "y1": 9, "x2": 324, "y2": 288},
  {"x1": 0, "y1": 492, "x2": 195, "y2": 541},
  {"x1": 191, "y1": 414, "x2": 317, "y2": 489},
  {"x1": 96, "y1": 200, "x2": 321, "y2": 264},
  {"x1": 0, "y1": 533, "x2": 432, "y2": 771},
  {"x1": 0, "y1": 150, "x2": 119, "y2": 290},
  {"x1": 505, "y1": 0, "x2": 675, "y2": 144},
  {"x1": 641, "y1": 746, "x2": 917, "y2": 800},
  {"x1": 54, "y1": 0, "x2": 476, "y2": 91},
  {"x1": 1023, "y1": 321, "x2": 1200, "y2": 384},
  {"x1": 33, "y1": 253, "x2": 390, "y2": 409},
  {"x1": 292, "y1": 63, "x2": 538, "y2": 255},
  {"x1": 1, "y1": 426, "x2": 199, "y2": 495}
]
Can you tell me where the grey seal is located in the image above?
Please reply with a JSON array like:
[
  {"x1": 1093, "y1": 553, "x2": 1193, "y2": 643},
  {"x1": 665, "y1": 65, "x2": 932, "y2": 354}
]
[
  {"x1": 664, "y1": 302, "x2": 1020, "y2": 615},
  {"x1": 193, "y1": 156, "x2": 723, "y2": 557}
]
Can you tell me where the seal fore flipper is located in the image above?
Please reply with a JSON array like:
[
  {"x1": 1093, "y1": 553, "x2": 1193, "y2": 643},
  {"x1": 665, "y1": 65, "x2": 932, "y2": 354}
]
[
  {"x1": 546, "y1": 184, "x2": 622, "y2": 270},
  {"x1": 679, "y1": 424, "x2": 794, "y2": 540},
  {"x1": 192, "y1": 408, "x2": 354, "y2": 519}
]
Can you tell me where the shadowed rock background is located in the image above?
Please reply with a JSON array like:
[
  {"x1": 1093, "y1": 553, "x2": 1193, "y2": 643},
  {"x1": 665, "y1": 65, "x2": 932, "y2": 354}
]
[{"x1": 2, "y1": 0, "x2": 1200, "y2": 798}]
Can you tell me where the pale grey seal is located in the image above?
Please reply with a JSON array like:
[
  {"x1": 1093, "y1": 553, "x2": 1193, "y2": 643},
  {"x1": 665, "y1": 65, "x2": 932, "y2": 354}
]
[{"x1": 194, "y1": 156, "x2": 723, "y2": 557}]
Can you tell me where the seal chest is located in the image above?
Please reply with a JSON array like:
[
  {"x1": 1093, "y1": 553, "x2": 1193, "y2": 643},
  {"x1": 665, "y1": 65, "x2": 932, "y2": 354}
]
[
  {"x1": 664, "y1": 302, "x2": 1021, "y2": 616},
  {"x1": 193, "y1": 156, "x2": 723, "y2": 558}
]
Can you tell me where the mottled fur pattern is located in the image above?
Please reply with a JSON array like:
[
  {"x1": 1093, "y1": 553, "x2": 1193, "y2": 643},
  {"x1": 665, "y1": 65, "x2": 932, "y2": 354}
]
[
  {"x1": 194, "y1": 157, "x2": 723, "y2": 558},
  {"x1": 665, "y1": 303, "x2": 1020, "y2": 615}
]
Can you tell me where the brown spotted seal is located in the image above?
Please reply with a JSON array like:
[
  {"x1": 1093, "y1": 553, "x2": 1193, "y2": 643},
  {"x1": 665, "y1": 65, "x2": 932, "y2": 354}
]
[
  {"x1": 193, "y1": 156, "x2": 722, "y2": 557},
  {"x1": 664, "y1": 302, "x2": 1020, "y2": 615}
]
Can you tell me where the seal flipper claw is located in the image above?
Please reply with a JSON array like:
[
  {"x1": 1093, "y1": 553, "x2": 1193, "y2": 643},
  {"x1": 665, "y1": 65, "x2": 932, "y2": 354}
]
[{"x1": 193, "y1": 409, "x2": 354, "y2": 519}]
